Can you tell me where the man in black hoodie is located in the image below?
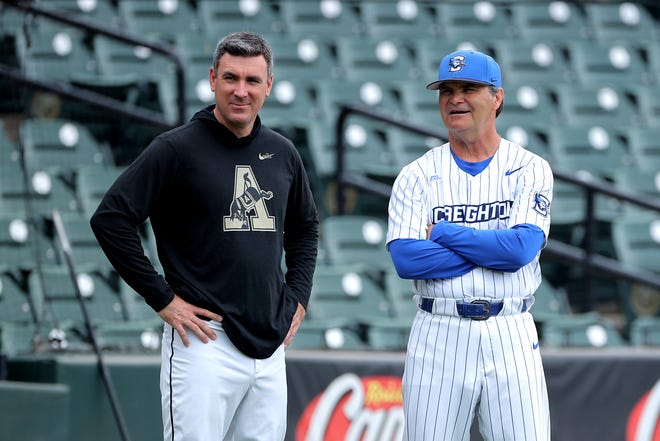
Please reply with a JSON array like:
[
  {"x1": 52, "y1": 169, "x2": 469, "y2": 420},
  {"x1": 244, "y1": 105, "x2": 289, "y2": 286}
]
[{"x1": 91, "y1": 32, "x2": 319, "y2": 440}]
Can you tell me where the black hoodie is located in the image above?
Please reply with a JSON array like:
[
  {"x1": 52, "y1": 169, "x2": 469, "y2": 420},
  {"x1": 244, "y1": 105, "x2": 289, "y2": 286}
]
[{"x1": 90, "y1": 106, "x2": 319, "y2": 358}]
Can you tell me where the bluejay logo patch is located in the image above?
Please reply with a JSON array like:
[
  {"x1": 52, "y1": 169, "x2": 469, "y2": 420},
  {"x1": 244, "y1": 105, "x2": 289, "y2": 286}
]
[
  {"x1": 448, "y1": 55, "x2": 466, "y2": 72},
  {"x1": 533, "y1": 193, "x2": 550, "y2": 217}
]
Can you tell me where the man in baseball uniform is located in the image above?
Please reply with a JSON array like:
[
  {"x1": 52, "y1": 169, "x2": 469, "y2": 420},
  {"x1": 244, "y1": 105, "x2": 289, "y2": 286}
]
[{"x1": 386, "y1": 50, "x2": 553, "y2": 440}]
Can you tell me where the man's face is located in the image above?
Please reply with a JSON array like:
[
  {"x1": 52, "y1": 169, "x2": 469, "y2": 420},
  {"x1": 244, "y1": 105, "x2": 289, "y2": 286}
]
[
  {"x1": 437, "y1": 81, "x2": 502, "y2": 132},
  {"x1": 209, "y1": 53, "x2": 273, "y2": 137}
]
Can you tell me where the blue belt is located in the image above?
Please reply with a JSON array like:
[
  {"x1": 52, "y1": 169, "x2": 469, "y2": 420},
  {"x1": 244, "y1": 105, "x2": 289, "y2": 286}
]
[{"x1": 419, "y1": 298, "x2": 528, "y2": 320}]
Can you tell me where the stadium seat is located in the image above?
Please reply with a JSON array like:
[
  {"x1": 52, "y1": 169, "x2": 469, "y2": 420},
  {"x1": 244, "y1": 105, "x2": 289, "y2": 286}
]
[
  {"x1": 553, "y1": 84, "x2": 642, "y2": 130},
  {"x1": 197, "y1": 0, "x2": 285, "y2": 36},
  {"x1": 27, "y1": 264, "x2": 125, "y2": 329},
  {"x1": 625, "y1": 127, "x2": 660, "y2": 170},
  {"x1": 0, "y1": 212, "x2": 57, "y2": 272},
  {"x1": 612, "y1": 168, "x2": 660, "y2": 203},
  {"x1": 584, "y1": 2, "x2": 659, "y2": 42},
  {"x1": 118, "y1": 278, "x2": 159, "y2": 323},
  {"x1": 266, "y1": 35, "x2": 340, "y2": 82},
  {"x1": 315, "y1": 78, "x2": 404, "y2": 128},
  {"x1": 432, "y1": 1, "x2": 515, "y2": 41},
  {"x1": 18, "y1": 118, "x2": 113, "y2": 173},
  {"x1": 397, "y1": 81, "x2": 444, "y2": 128},
  {"x1": 49, "y1": 211, "x2": 113, "y2": 273},
  {"x1": 0, "y1": 121, "x2": 18, "y2": 165},
  {"x1": 383, "y1": 126, "x2": 442, "y2": 169},
  {"x1": 363, "y1": 318, "x2": 412, "y2": 351},
  {"x1": 360, "y1": 0, "x2": 437, "y2": 38},
  {"x1": 566, "y1": 40, "x2": 652, "y2": 87},
  {"x1": 629, "y1": 317, "x2": 660, "y2": 346},
  {"x1": 0, "y1": 162, "x2": 80, "y2": 218},
  {"x1": 47, "y1": 0, "x2": 121, "y2": 28},
  {"x1": 412, "y1": 36, "x2": 490, "y2": 81},
  {"x1": 383, "y1": 266, "x2": 419, "y2": 320},
  {"x1": 509, "y1": 1, "x2": 589, "y2": 41},
  {"x1": 529, "y1": 278, "x2": 572, "y2": 323},
  {"x1": 320, "y1": 215, "x2": 390, "y2": 271},
  {"x1": 546, "y1": 124, "x2": 633, "y2": 180},
  {"x1": 287, "y1": 318, "x2": 367, "y2": 351},
  {"x1": 0, "y1": 265, "x2": 36, "y2": 324},
  {"x1": 496, "y1": 122, "x2": 550, "y2": 157},
  {"x1": 611, "y1": 214, "x2": 660, "y2": 275},
  {"x1": 305, "y1": 118, "x2": 398, "y2": 180},
  {"x1": 492, "y1": 40, "x2": 573, "y2": 86},
  {"x1": 75, "y1": 164, "x2": 124, "y2": 217},
  {"x1": 0, "y1": 322, "x2": 37, "y2": 357},
  {"x1": 494, "y1": 82, "x2": 559, "y2": 128},
  {"x1": 93, "y1": 35, "x2": 175, "y2": 82},
  {"x1": 306, "y1": 264, "x2": 392, "y2": 324},
  {"x1": 335, "y1": 36, "x2": 419, "y2": 82},
  {"x1": 280, "y1": 0, "x2": 364, "y2": 37},
  {"x1": 542, "y1": 312, "x2": 627, "y2": 348},
  {"x1": 627, "y1": 86, "x2": 660, "y2": 128},
  {"x1": 14, "y1": 26, "x2": 98, "y2": 82},
  {"x1": 116, "y1": 0, "x2": 200, "y2": 42}
]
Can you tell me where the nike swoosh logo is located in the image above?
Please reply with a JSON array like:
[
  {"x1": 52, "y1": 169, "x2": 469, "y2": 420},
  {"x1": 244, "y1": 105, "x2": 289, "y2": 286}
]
[
  {"x1": 259, "y1": 153, "x2": 274, "y2": 160},
  {"x1": 532, "y1": 341, "x2": 540, "y2": 349},
  {"x1": 505, "y1": 166, "x2": 524, "y2": 176}
]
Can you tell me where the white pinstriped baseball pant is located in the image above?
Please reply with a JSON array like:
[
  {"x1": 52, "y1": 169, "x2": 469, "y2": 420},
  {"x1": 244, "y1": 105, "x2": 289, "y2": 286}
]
[{"x1": 160, "y1": 321, "x2": 287, "y2": 441}]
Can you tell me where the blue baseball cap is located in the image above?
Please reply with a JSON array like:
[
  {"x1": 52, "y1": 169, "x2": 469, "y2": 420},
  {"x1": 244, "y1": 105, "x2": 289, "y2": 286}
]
[{"x1": 426, "y1": 50, "x2": 502, "y2": 90}]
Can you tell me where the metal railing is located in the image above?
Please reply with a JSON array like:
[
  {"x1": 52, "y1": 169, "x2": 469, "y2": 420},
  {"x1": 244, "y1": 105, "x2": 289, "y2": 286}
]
[{"x1": 334, "y1": 103, "x2": 660, "y2": 312}]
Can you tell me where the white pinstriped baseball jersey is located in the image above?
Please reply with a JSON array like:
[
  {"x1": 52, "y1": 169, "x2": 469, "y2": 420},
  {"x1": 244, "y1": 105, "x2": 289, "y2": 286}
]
[
  {"x1": 387, "y1": 137, "x2": 553, "y2": 441},
  {"x1": 387, "y1": 137, "x2": 553, "y2": 302}
]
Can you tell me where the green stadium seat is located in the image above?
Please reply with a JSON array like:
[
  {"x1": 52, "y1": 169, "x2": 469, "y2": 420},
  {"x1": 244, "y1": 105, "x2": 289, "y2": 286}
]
[
  {"x1": 197, "y1": 0, "x2": 284, "y2": 36},
  {"x1": 360, "y1": 0, "x2": 437, "y2": 38},
  {"x1": 383, "y1": 126, "x2": 442, "y2": 169},
  {"x1": 383, "y1": 266, "x2": 418, "y2": 320},
  {"x1": 335, "y1": 36, "x2": 419, "y2": 82},
  {"x1": 75, "y1": 164, "x2": 124, "y2": 217},
  {"x1": 566, "y1": 40, "x2": 652, "y2": 87},
  {"x1": 18, "y1": 118, "x2": 113, "y2": 173},
  {"x1": 49, "y1": 211, "x2": 113, "y2": 273},
  {"x1": 266, "y1": 35, "x2": 340, "y2": 82},
  {"x1": 412, "y1": 36, "x2": 489, "y2": 81},
  {"x1": 14, "y1": 26, "x2": 98, "y2": 82},
  {"x1": 542, "y1": 312, "x2": 627, "y2": 348},
  {"x1": 0, "y1": 322, "x2": 38, "y2": 357},
  {"x1": 280, "y1": 0, "x2": 364, "y2": 37},
  {"x1": 320, "y1": 215, "x2": 390, "y2": 271},
  {"x1": 492, "y1": 40, "x2": 573, "y2": 86},
  {"x1": 627, "y1": 86, "x2": 660, "y2": 128},
  {"x1": 397, "y1": 81, "x2": 443, "y2": 128},
  {"x1": 611, "y1": 214, "x2": 660, "y2": 275},
  {"x1": 494, "y1": 82, "x2": 559, "y2": 128},
  {"x1": 118, "y1": 278, "x2": 159, "y2": 323},
  {"x1": 116, "y1": 0, "x2": 200, "y2": 42},
  {"x1": 626, "y1": 127, "x2": 660, "y2": 171},
  {"x1": 629, "y1": 317, "x2": 660, "y2": 346},
  {"x1": 27, "y1": 264, "x2": 125, "y2": 329},
  {"x1": 546, "y1": 124, "x2": 633, "y2": 180},
  {"x1": 584, "y1": 2, "x2": 659, "y2": 42},
  {"x1": 287, "y1": 318, "x2": 367, "y2": 351},
  {"x1": 553, "y1": 84, "x2": 641, "y2": 130},
  {"x1": 612, "y1": 168, "x2": 660, "y2": 202},
  {"x1": 47, "y1": 0, "x2": 121, "y2": 28},
  {"x1": 0, "y1": 266, "x2": 36, "y2": 324},
  {"x1": 0, "y1": 162, "x2": 80, "y2": 217},
  {"x1": 306, "y1": 264, "x2": 392, "y2": 324},
  {"x1": 432, "y1": 2, "x2": 515, "y2": 41},
  {"x1": 0, "y1": 211, "x2": 57, "y2": 270},
  {"x1": 364, "y1": 317, "x2": 412, "y2": 351},
  {"x1": 529, "y1": 278, "x2": 572, "y2": 323},
  {"x1": 496, "y1": 122, "x2": 550, "y2": 157},
  {"x1": 93, "y1": 35, "x2": 174, "y2": 83},
  {"x1": 315, "y1": 79, "x2": 404, "y2": 127},
  {"x1": 509, "y1": 2, "x2": 589, "y2": 41}
]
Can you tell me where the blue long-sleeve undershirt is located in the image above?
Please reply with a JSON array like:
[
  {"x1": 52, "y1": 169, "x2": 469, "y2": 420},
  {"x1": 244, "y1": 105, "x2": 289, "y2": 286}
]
[
  {"x1": 388, "y1": 238, "x2": 476, "y2": 279},
  {"x1": 430, "y1": 222, "x2": 545, "y2": 272},
  {"x1": 388, "y1": 223, "x2": 545, "y2": 280}
]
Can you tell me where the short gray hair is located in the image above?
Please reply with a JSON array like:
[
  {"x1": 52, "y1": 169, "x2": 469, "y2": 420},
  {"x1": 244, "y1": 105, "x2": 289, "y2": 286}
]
[{"x1": 212, "y1": 32, "x2": 273, "y2": 77}]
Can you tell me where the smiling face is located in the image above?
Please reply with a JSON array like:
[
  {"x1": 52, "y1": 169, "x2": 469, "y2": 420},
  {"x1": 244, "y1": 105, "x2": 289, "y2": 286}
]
[
  {"x1": 437, "y1": 81, "x2": 503, "y2": 135},
  {"x1": 209, "y1": 53, "x2": 273, "y2": 138}
]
